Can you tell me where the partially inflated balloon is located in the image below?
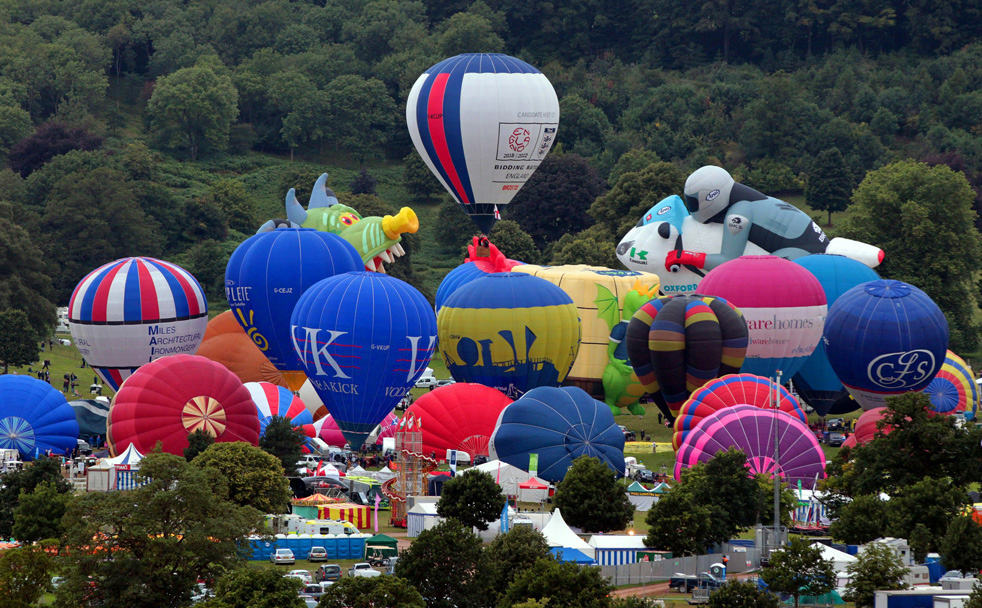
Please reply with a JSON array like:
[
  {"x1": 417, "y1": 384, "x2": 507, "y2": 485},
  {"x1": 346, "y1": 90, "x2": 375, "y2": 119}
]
[
  {"x1": 107, "y1": 355, "x2": 260, "y2": 456},
  {"x1": 291, "y1": 272, "x2": 436, "y2": 449},
  {"x1": 0, "y1": 376, "x2": 79, "y2": 459},
  {"x1": 922, "y1": 350, "x2": 978, "y2": 417},
  {"x1": 69, "y1": 257, "x2": 208, "y2": 390},
  {"x1": 824, "y1": 280, "x2": 948, "y2": 410},
  {"x1": 406, "y1": 53, "x2": 559, "y2": 233},
  {"x1": 437, "y1": 272, "x2": 580, "y2": 398},
  {"x1": 312, "y1": 412, "x2": 399, "y2": 448},
  {"x1": 225, "y1": 228, "x2": 363, "y2": 391},
  {"x1": 196, "y1": 311, "x2": 287, "y2": 387},
  {"x1": 243, "y1": 382, "x2": 313, "y2": 441},
  {"x1": 403, "y1": 383, "x2": 513, "y2": 461},
  {"x1": 625, "y1": 294, "x2": 748, "y2": 421}
]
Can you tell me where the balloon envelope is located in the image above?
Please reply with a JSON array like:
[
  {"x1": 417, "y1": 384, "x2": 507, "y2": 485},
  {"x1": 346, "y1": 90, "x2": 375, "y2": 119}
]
[
  {"x1": 225, "y1": 228, "x2": 364, "y2": 391},
  {"x1": 312, "y1": 412, "x2": 399, "y2": 448},
  {"x1": 243, "y1": 381, "x2": 313, "y2": 438},
  {"x1": 406, "y1": 53, "x2": 559, "y2": 233},
  {"x1": 291, "y1": 272, "x2": 437, "y2": 449},
  {"x1": 403, "y1": 383, "x2": 513, "y2": 460},
  {"x1": 0, "y1": 375, "x2": 79, "y2": 459},
  {"x1": 851, "y1": 407, "x2": 892, "y2": 447},
  {"x1": 673, "y1": 373, "x2": 806, "y2": 450},
  {"x1": 824, "y1": 280, "x2": 948, "y2": 409},
  {"x1": 697, "y1": 256, "x2": 827, "y2": 380},
  {"x1": 69, "y1": 257, "x2": 209, "y2": 390},
  {"x1": 68, "y1": 399, "x2": 109, "y2": 437},
  {"x1": 792, "y1": 254, "x2": 880, "y2": 415},
  {"x1": 196, "y1": 311, "x2": 287, "y2": 387},
  {"x1": 107, "y1": 354, "x2": 260, "y2": 456},
  {"x1": 675, "y1": 404, "x2": 826, "y2": 488},
  {"x1": 489, "y1": 386, "x2": 625, "y2": 482},
  {"x1": 437, "y1": 272, "x2": 580, "y2": 399},
  {"x1": 922, "y1": 350, "x2": 978, "y2": 417},
  {"x1": 625, "y1": 294, "x2": 748, "y2": 421}
]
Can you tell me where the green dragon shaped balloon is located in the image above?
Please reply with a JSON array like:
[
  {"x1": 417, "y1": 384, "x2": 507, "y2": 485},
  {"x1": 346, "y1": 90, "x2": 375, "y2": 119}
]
[{"x1": 595, "y1": 280, "x2": 658, "y2": 415}]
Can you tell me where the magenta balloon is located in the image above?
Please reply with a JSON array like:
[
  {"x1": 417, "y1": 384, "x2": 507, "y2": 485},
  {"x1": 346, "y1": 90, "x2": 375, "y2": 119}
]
[{"x1": 675, "y1": 403, "x2": 826, "y2": 488}]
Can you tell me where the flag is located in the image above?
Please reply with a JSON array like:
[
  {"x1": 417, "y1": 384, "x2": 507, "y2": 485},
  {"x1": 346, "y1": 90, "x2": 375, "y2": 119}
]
[
  {"x1": 493, "y1": 205, "x2": 501, "y2": 220},
  {"x1": 500, "y1": 500, "x2": 509, "y2": 533},
  {"x1": 528, "y1": 453, "x2": 538, "y2": 477},
  {"x1": 496, "y1": 460, "x2": 501, "y2": 484},
  {"x1": 448, "y1": 450, "x2": 457, "y2": 476},
  {"x1": 373, "y1": 491, "x2": 381, "y2": 533}
]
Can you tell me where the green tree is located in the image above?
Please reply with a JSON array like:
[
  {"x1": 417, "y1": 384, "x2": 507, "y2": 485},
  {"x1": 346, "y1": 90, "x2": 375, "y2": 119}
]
[
  {"x1": 553, "y1": 455, "x2": 633, "y2": 533},
  {"x1": 499, "y1": 558, "x2": 613, "y2": 608},
  {"x1": 55, "y1": 452, "x2": 263, "y2": 608},
  {"x1": 549, "y1": 229, "x2": 620, "y2": 268},
  {"x1": 828, "y1": 494, "x2": 890, "y2": 544},
  {"x1": 191, "y1": 442, "x2": 291, "y2": 514},
  {"x1": 842, "y1": 542, "x2": 909, "y2": 608},
  {"x1": 909, "y1": 523, "x2": 933, "y2": 565},
  {"x1": 886, "y1": 477, "x2": 967, "y2": 554},
  {"x1": 556, "y1": 95, "x2": 611, "y2": 157},
  {"x1": 488, "y1": 220, "x2": 540, "y2": 264},
  {"x1": 204, "y1": 179, "x2": 256, "y2": 234},
  {"x1": 940, "y1": 516, "x2": 982, "y2": 574},
  {"x1": 965, "y1": 581, "x2": 982, "y2": 608},
  {"x1": 259, "y1": 416, "x2": 306, "y2": 476},
  {"x1": 838, "y1": 160, "x2": 982, "y2": 351},
  {"x1": 437, "y1": 469, "x2": 505, "y2": 531},
  {"x1": 0, "y1": 104, "x2": 32, "y2": 158},
  {"x1": 0, "y1": 214, "x2": 55, "y2": 341},
  {"x1": 806, "y1": 148, "x2": 852, "y2": 226},
  {"x1": 199, "y1": 567, "x2": 304, "y2": 608},
  {"x1": 0, "y1": 308, "x2": 40, "y2": 373},
  {"x1": 506, "y1": 154, "x2": 607, "y2": 245},
  {"x1": 643, "y1": 489, "x2": 715, "y2": 556},
  {"x1": 436, "y1": 12, "x2": 504, "y2": 56},
  {"x1": 708, "y1": 580, "x2": 780, "y2": 608},
  {"x1": 394, "y1": 519, "x2": 485, "y2": 608},
  {"x1": 317, "y1": 575, "x2": 425, "y2": 608},
  {"x1": 587, "y1": 161, "x2": 686, "y2": 242},
  {"x1": 147, "y1": 64, "x2": 239, "y2": 160},
  {"x1": 184, "y1": 429, "x2": 215, "y2": 462},
  {"x1": 483, "y1": 526, "x2": 552, "y2": 606},
  {"x1": 434, "y1": 202, "x2": 474, "y2": 252},
  {"x1": 404, "y1": 152, "x2": 446, "y2": 204},
  {"x1": 761, "y1": 537, "x2": 835, "y2": 608},
  {"x1": 322, "y1": 75, "x2": 396, "y2": 160},
  {"x1": 0, "y1": 455, "x2": 69, "y2": 539},
  {"x1": 12, "y1": 480, "x2": 71, "y2": 542},
  {"x1": 0, "y1": 542, "x2": 55, "y2": 608}
]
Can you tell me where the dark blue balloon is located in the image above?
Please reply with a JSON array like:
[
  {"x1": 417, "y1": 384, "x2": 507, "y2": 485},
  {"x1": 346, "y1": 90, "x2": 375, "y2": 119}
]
[
  {"x1": 0, "y1": 375, "x2": 79, "y2": 459},
  {"x1": 489, "y1": 386, "x2": 625, "y2": 482},
  {"x1": 434, "y1": 262, "x2": 487, "y2": 313},
  {"x1": 824, "y1": 279, "x2": 948, "y2": 410},
  {"x1": 792, "y1": 255, "x2": 879, "y2": 415},
  {"x1": 291, "y1": 272, "x2": 437, "y2": 449},
  {"x1": 225, "y1": 228, "x2": 363, "y2": 384}
]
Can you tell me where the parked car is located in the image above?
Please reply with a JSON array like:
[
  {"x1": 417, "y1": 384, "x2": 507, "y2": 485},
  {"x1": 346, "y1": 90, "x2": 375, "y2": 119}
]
[
  {"x1": 435, "y1": 378, "x2": 455, "y2": 387},
  {"x1": 348, "y1": 562, "x2": 381, "y2": 578},
  {"x1": 299, "y1": 595, "x2": 318, "y2": 608},
  {"x1": 269, "y1": 548, "x2": 295, "y2": 565},
  {"x1": 315, "y1": 564, "x2": 343, "y2": 583},
  {"x1": 634, "y1": 468, "x2": 655, "y2": 483},
  {"x1": 414, "y1": 374, "x2": 438, "y2": 389},
  {"x1": 618, "y1": 425, "x2": 636, "y2": 442},
  {"x1": 307, "y1": 546, "x2": 328, "y2": 562},
  {"x1": 286, "y1": 569, "x2": 313, "y2": 585},
  {"x1": 668, "y1": 572, "x2": 723, "y2": 593},
  {"x1": 827, "y1": 432, "x2": 846, "y2": 447},
  {"x1": 300, "y1": 583, "x2": 331, "y2": 599}
]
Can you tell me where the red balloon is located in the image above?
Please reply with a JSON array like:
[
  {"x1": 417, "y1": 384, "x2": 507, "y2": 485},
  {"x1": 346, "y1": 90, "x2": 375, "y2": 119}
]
[
  {"x1": 108, "y1": 354, "x2": 260, "y2": 456},
  {"x1": 403, "y1": 383, "x2": 512, "y2": 460},
  {"x1": 851, "y1": 407, "x2": 893, "y2": 446}
]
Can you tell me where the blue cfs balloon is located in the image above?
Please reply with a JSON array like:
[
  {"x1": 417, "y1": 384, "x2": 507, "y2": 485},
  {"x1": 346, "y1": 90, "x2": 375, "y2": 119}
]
[
  {"x1": 792, "y1": 254, "x2": 880, "y2": 415},
  {"x1": 824, "y1": 279, "x2": 948, "y2": 410},
  {"x1": 0, "y1": 376, "x2": 79, "y2": 459},
  {"x1": 489, "y1": 386, "x2": 625, "y2": 482},
  {"x1": 225, "y1": 228, "x2": 363, "y2": 392},
  {"x1": 290, "y1": 272, "x2": 437, "y2": 449}
]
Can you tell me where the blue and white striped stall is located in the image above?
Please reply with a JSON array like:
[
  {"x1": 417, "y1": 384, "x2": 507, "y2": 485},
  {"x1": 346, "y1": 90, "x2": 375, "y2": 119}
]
[
  {"x1": 407, "y1": 501, "x2": 442, "y2": 538},
  {"x1": 588, "y1": 535, "x2": 649, "y2": 566}
]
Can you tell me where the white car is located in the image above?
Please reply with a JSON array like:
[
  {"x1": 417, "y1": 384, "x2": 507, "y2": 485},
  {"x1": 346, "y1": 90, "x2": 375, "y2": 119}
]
[
  {"x1": 269, "y1": 548, "x2": 295, "y2": 565},
  {"x1": 414, "y1": 375, "x2": 438, "y2": 389},
  {"x1": 348, "y1": 562, "x2": 381, "y2": 578},
  {"x1": 286, "y1": 569, "x2": 313, "y2": 585}
]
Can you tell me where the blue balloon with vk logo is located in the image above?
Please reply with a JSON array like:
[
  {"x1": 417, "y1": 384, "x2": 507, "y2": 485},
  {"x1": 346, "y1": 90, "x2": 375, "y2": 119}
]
[{"x1": 823, "y1": 279, "x2": 948, "y2": 410}]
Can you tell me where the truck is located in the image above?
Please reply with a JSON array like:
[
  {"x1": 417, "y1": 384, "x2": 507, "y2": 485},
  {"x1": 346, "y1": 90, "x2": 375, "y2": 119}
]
[
  {"x1": 668, "y1": 572, "x2": 724, "y2": 593},
  {"x1": 348, "y1": 562, "x2": 381, "y2": 578}
]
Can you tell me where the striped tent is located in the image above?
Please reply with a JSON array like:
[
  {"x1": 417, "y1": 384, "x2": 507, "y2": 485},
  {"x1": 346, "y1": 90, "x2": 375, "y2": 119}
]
[{"x1": 317, "y1": 502, "x2": 371, "y2": 529}]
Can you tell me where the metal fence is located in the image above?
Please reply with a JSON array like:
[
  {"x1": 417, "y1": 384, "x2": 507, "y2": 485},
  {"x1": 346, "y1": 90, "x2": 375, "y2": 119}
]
[{"x1": 599, "y1": 548, "x2": 762, "y2": 587}]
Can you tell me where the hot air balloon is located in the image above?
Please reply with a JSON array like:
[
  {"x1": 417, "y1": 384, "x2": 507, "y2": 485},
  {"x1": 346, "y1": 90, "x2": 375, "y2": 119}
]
[
  {"x1": 673, "y1": 374, "x2": 806, "y2": 450},
  {"x1": 922, "y1": 350, "x2": 978, "y2": 417},
  {"x1": 291, "y1": 272, "x2": 437, "y2": 449},
  {"x1": 403, "y1": 383, "x2": 513, "y2": 461},
  {"x1": 625, "y1": 294, "x2": 748, "y2": 421},
  {"x1": 69, "y1": 257, "x2": 209, "y2": 390},
  {"x1": 792, "y1": 254, "x2": 880, "y2": 416},
  {"x1": 437, "y1": 272, "x2": 580, "y2": 399},
  {"x1": 225, "y1": 228, "x2": 363, "y2": 391},
  {"x1": 697, "y1": 256, "x2": 827, "y2": 380},
  {"x1": 489, "y1": 386, "x2": 624, "y2": 482},
  {"x1": 0, "y1": 376, "x2": 79, "y2": 459},
  {"x1": 406, "y1": 53, "x2": 559, "y2": 233},
  {"x1": 196, "y1": 311, "x2": 287, "y2": 387},
  {"x1": 843, "y1": 407, "x2": 893, "y2": 449},
  {"x1": 68, "y1": 399, "x2": 109, "y2": 439},
  {"x1": 824, "y1": 280, "x2": 948, "y2": 410},
  {"x1": 312, "y1": 412, "x2": 399, "y2": 448},
  {"x1": 243, "y1": 382, "x2": 313, "y2": 440},
  {"x1": 675, "y1": 404, "x2": 826, "y2": 488},
  {"x1": 435, "y1": 236, "x2": 521, "y2": 312},
  {"x1": 107, "y1": 355, "x2": 260, "y2": 456}
]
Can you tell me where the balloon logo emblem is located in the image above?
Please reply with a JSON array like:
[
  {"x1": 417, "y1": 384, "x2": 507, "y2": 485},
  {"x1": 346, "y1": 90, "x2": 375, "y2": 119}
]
[
  {"x1": 234, "y1": 309, "x2": 269, "y2": 351},
  {"x1": 182, "y1": 396, "x2": 227, "y2": 437},
  {"x1": 509, "y1": 128, "x2": 530, "y2": 152}
]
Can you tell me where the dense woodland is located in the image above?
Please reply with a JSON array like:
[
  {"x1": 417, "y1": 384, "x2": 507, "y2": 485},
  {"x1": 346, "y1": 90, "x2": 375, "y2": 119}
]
[{"x1": 0, "y1": 0, "x2": 980, "y2": 355}]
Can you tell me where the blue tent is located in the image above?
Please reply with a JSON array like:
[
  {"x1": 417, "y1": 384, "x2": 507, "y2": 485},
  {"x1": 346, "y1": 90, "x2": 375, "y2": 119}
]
[{"x1": 550, "y1": 547, "x2": 596, "y2": 565}]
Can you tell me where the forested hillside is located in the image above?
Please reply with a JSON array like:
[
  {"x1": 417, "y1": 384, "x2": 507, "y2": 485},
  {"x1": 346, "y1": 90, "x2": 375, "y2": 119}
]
[{"x1": 1, "y1": 0, "x2": 980, "y2": 353}]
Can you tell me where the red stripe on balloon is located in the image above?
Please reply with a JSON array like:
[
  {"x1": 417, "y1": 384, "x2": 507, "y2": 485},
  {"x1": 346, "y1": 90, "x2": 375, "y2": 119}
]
[
  {"x1": 136, "y1": 259, "x2": 160, "y2": 321},
  {"x1": 90, "y1": 262, "x2": 126, "y2": 322},
  {"x1": 427, "y1": 73, "x2": 471, "y2": 205}
]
